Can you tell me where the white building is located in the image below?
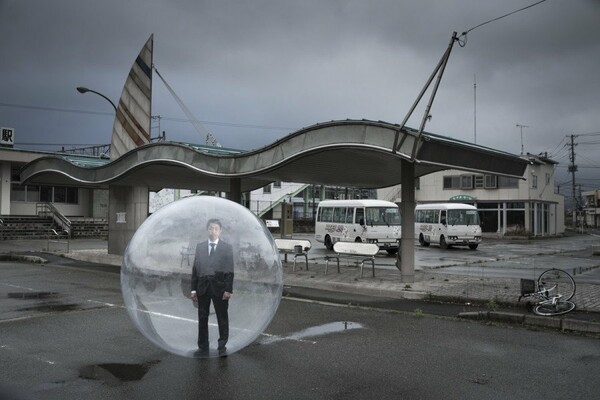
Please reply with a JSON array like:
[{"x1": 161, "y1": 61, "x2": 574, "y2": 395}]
[
  {"x1": 582, "y1": 189, "x2": 600, "y2": 228},
  {"x1": 379, "y1": 153, "x2": 565, "y2": 237},
  {"x1": 1, "y1": 146, "x2": 106, "y2": 218}
]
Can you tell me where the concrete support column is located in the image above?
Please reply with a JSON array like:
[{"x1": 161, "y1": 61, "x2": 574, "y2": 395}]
[
  {"x1": 502, "y1": 202, "x2": 507, "y2": 236},
  {"x1": 228, "y1": 178, "x2": 242, "y2": 204},
  {"x1": 0, "y1": 162, "x2": 11, "y2": 215},
  {"x1": 399, "y1": 160, "x2": 415, "y2": 283},
  {"x1": 533, "y1": 202, "x2": 538, "y2": 236},
  {"x1": 108, "y1": 185, "x2": 149, "y2": 255},
  {"x1": 303, "y1": 186, "x2": 309, "y2": 218}
]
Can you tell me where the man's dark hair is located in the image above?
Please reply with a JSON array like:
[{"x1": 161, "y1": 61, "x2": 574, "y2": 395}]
[{"x1": 206, "y1": 218, "x2": 222, "y2": 229}]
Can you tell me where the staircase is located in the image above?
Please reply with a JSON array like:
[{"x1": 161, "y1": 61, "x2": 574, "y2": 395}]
[
  {"x1": 70, "y1": 217, "x2": 108, "y2": 238},
  {"x1": 0, "y1": 216, "x2": 108, "y2": 240},
  {"x1": 0, "y1": 216, "x2": 59, "y2": 240}
]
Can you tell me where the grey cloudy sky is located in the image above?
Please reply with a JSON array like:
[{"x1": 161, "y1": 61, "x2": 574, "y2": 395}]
[{"x1": 1, "y1": 0, "x2": 599, "y2": 196}]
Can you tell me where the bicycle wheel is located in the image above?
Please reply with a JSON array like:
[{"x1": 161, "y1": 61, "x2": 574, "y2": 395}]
[
  {"x1": 537, "y1": 268, "x2": 576, "y2": 301},
  {"x1": 534, "y1": 300, "x2": 576, "y2": 316}
]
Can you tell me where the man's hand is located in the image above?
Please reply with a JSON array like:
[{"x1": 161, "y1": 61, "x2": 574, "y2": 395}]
[
  {"x1": 222, "y1": 291, "x2": 231, "y2": 301},
  {"x1": 191, "y1": 292, "x2": 198, "y2": 302}
]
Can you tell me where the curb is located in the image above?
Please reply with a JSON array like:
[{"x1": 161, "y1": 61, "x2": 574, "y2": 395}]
[
  {"x1": 458, "y1": 311, "x2": 600, "y2": 335},
  {"x1": 0, "y1": 252, "x2": 47, "y2": 264},
  {"x1": 283, "y1": 278, "x2": 430, "y2": 301}
]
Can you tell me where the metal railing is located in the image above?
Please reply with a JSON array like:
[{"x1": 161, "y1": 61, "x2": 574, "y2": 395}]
[
  {"x1": 46, "y1": 228, "x2": 70, "y2": 253},
  {"x1": 36, "y1": 202, "x2": 72, "y2": 238}
]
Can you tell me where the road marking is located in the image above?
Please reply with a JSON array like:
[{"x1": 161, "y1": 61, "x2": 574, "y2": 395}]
[
  {"x1": 1, "y1": 283, "x2": 37, "y2": 291},
  {"x1": 259, "y1": 321, "x2": 364, "y2": 345},
  {"x1": 0, "y1": 344, "x2": 57, "y2": 365}
]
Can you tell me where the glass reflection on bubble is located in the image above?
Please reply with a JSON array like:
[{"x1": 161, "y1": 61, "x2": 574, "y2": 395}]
[{"x1": 121, "y1": 196, "x2": 283, "y2": 358}]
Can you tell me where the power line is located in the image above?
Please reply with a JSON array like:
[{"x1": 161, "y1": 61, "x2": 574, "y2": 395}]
[
  {"x1": 544, "y1": 137, "x2": 567, "y2": 158},
  {"x1": 578, "y1": 140, "x2": 600, "y2": 145},
  {"x1": 578, "y1": 154, "x2": 600, "y2": 168},
  {"x1": 576, "y1": 131, "x2": 600, "y2": 136},
  {"x1": 0, "y1": 102, "x2": 295, "y2": 132},
  {"x1": 460, "y1": 0, "x2": 548, "y2": 42},
  {"x1": 0, "y1": 102, "x2": 111, "y2": 116}
]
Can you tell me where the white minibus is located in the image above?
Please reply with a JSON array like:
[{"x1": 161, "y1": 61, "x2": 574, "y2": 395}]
[
  {"x1": 315, "y1": 200, "x2": 401, "y2": 254},
  {"x1": 415, "y1": 203, "x2": 482, "y2": 249}
]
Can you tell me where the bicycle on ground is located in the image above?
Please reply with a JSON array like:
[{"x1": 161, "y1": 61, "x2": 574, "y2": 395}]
[{"x1": 518, "y1": 268, "x2": 576, "y2": 316}]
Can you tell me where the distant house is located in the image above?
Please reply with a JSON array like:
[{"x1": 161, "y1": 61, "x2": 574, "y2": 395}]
[
  {"x1": 379, "y1": 153, "x2": 565, "y2": 237},
  {"x1": 582, "y1": 189, "x2": 600, "y2": 228}
]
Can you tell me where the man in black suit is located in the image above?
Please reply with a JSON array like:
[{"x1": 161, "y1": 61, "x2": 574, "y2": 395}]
[{"x1": 191, "y1": 218, "x2": 234, "y2": 355}]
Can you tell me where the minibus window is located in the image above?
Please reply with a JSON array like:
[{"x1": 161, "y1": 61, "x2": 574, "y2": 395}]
[
  {"x1": 355, "y1": 208, "x2": 365, "y2": 225},
  {"x1": 345, "y1": 208, "x2": 354, "y2": 223}
]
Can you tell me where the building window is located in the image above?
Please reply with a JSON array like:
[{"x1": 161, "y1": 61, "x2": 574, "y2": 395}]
[
  {"x1": 545, "y1": 173, "x2": 550, "y2": 185},
  {"x1": 461, "y1": 175, "x2": 473, "y2": 190},
  {"x1": 66, "y1": 187, "x2": 78, "y2": 204},
  {"x1": 26, "y1": 185, "x2": 79, "y2": 204},
  {"x1": 415, "y1": 178, "x2": 420, "y2": 190},
  {"x1": 531, "y1": 175, "x2": 538, "y2": 189},
  {"x1": 263, "y1": 184, "x2": 271, "y2": 194},
  {"x1": 484, "y1": 175, "x2": 497, "y2": 189},
  {"x1": 54, "y1": 187, "x2": 67, "y2": 203},
  {"x1": 474, "y1": 175, "x2": 484, "y2": 189},
  {"x1": 11, "y1": 183, "x2": 25, "y2": 201},
  {"x1": 26, "y1": 186, "x2": 40, "y2": 202},
  {"x1": 443, "y1": 176, "x2": 461, "y2": 189},
  {"x1": 40, "y1": 186, "x2": 52, "y2": 202},
  {"x1": 498, "y1": 176, "x2": 519, "y2": 188},
  {"x1": 273, "y1": 181, "x2": 281, "y2": 188}
]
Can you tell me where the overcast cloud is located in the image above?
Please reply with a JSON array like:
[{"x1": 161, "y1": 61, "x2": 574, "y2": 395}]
[{"x1": 1, "y1": 0, "x2": 599, "y2": 198}]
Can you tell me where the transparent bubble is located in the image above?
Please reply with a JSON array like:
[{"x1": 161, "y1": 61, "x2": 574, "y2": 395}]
[{"x1": 121, "y1": 196, "x2": 283, "y2": 358}]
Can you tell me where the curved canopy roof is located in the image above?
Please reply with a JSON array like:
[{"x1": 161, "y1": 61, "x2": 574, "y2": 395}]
[{"x1": 20, "y1": 119, "x2": 528, "y2": 192}]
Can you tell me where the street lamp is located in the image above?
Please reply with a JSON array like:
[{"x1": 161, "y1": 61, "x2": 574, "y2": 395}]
[{"x1": 76, "y1": 86, "x2": 118, "y2": 113}]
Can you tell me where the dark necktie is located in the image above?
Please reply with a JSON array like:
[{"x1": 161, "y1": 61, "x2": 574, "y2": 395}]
[{"x1": 209, "y1": 243, "x2": 216, "y2": 257}]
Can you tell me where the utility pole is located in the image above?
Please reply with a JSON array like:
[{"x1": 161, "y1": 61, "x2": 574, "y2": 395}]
[
  {"x1": 567, "y1": 134, "x2": 578, "y2": 229},
  {"x1": 516, "y1": 124, "x2": 528, "y2": 155},
  {"x1": 473, "y1": 75, "x2": 477, "y2": 144}
]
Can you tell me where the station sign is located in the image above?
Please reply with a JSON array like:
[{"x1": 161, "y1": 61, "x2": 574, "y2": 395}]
[
  {"x1": 1, "y1": 127, "x2": 14, "y2": 147},
  {"x1": 449, "y1": 194, "x2": 476, "y2": 201}
]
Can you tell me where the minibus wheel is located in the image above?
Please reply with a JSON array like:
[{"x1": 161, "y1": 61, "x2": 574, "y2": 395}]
[
  {"x1": 419, "y1": 234, "x2": 430, "y2": 247},
  {"x1": 440, "y1": 236, "x2": 449, "y2": 249},
  {"x1": 324, "y1": 235, "x2": 333, "y2": 250}
]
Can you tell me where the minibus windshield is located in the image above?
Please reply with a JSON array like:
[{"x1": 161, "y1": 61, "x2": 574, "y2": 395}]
[
  {"x1": 447, "y1": 209, "x2": 480, "y2": 226},
  {"x1": 365, "y1": 207, "x2": 401, "y2": 226}
]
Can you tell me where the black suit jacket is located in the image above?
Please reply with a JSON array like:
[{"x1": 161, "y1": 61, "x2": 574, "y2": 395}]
[{"x1": 191, "y1": 240, "x2": 234, "y2": 296}]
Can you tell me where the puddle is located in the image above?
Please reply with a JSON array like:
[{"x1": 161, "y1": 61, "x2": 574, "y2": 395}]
[
  {"x1": 17, "y1": 303, "x2": 79, "y2": 312},
  {"x1": 79, "y1": 361, "x2": 159, "y2": 384},
  {"x1": 8, "y1": 291, "x2": 59, "y2": 299}
]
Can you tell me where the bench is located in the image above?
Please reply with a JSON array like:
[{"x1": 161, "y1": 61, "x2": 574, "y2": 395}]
[
  {"x1": 325, "y1": 242, "x2": 380, "y2": 277},
  {"x1": 274, "y1": 238, "x2": 312, "y2": 271}
]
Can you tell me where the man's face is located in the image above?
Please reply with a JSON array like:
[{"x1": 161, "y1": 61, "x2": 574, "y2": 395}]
[{"x1": 207, "y1": 223, "x2": 221, "y2": 242}]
